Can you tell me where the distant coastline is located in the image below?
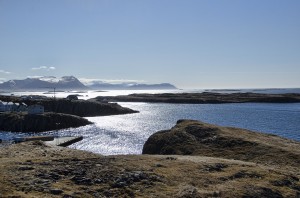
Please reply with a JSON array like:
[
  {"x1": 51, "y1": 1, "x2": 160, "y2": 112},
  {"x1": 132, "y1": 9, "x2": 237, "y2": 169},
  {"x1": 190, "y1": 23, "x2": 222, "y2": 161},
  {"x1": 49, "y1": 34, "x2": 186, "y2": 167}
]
[{"x1": 93, "y1": 92, "x2": 300, "y2": 104}]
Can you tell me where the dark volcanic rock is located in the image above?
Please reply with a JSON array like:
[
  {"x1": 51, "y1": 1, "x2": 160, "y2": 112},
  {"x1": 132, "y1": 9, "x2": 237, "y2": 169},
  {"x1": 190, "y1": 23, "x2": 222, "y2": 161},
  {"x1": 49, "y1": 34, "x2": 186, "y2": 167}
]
[
  {"x1": 0, "y1": 112, "x2": 92, "y2": 132},
  {"x1": 50, "y1": 188, "x2": 63, "y2": 195},
  {"x1": 142, "y1": 120, "x2": 300, "y2": 166},
  {"x1": 243, "y1": 186, "x2": 283, "y2": 198}
]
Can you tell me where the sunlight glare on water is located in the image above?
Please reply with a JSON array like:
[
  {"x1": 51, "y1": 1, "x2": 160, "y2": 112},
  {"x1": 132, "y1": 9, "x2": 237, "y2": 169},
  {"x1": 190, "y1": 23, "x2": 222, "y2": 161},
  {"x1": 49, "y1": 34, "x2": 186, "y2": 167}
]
[
  {"x1": 1, "y1": 96, "x2": 300, "y2": 155},
  {"x1": 66, "y1": 102, "x2": 300, "y2": 155}
]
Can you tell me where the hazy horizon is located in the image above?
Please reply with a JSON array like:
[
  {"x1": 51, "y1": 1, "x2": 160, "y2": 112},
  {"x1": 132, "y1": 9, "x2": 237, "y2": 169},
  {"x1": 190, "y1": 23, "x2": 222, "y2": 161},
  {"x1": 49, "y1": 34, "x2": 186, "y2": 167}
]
[{"x1": 1, "y1": 1, "x2": 300, "y2": 89}]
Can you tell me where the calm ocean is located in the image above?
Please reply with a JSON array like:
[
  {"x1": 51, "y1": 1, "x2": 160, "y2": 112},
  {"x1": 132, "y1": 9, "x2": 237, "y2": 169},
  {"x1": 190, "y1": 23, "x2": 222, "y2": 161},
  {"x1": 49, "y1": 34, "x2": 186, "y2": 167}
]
[{"x1": 1, "y1": 89, "x2": 300, "y2": 155}]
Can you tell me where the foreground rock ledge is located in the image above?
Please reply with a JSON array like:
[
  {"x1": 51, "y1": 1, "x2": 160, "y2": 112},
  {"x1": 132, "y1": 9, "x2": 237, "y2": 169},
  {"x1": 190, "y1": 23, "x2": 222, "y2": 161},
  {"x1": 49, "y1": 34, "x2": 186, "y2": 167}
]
[
  {"x1": 143, "y1": 120, "x2": 300, "y2": 168},
  {"x1": 0, "y1": 141, "x2": 299, "y2": 197},
  {"x1": 0, "y1": 112, "x2": 92, "y2": 132},
  {"x1": 0, "y1": 122, "x2": 300, "y2": 197}
]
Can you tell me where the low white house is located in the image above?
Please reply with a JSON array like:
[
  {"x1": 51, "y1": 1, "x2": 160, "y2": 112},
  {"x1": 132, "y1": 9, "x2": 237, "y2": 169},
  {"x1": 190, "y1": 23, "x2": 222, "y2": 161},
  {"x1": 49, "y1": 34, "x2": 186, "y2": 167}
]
[
  {"x1": 0, "y1": 101, "x2": 5, "y2": 112},
  {"x1": 28, "y1": 105, "x2": 44, "y2": 114},
  {"x1": 17, "y1": 103, "x2": 28, "y2": 112},
  {"x1": 0, "y1": 101, "x2": 29, "y2": 112},
  {"x1": 4, "y1": 102, "x2": 14, "y2": 112}
]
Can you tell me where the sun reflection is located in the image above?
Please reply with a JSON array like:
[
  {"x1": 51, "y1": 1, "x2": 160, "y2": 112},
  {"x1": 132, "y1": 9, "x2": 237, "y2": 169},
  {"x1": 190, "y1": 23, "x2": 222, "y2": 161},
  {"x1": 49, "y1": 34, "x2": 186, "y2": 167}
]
[{"x1": 1, "y1": 102, "x2": 299, "y2": 155}]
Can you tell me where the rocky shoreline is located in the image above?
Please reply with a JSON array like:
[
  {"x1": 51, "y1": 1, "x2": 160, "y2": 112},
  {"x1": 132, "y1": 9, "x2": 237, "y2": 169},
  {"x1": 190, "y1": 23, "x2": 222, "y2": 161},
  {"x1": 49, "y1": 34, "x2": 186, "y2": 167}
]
[
  {"x1": 94, "y1": 92, "x2": 300, "y2": 104},
  {"x1": 0, "y1": 112, "x2": 92, "y2": 132},
  {"x1": 0, "y1": 120, "x2": 299, "y2": 197},
  {"x1": 0, "y1": 95, "x2": 138, "y2": 117},
  {"x1": 0, "y1": 95, "x2": 138, "y2": 132},
  {"x1": 26, "y1": 98, "x2": 138, "y2": 117}
]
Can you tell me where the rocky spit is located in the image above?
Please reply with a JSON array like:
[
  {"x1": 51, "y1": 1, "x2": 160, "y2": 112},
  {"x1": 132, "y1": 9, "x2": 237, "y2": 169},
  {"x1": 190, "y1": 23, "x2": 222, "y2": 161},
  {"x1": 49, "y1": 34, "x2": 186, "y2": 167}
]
[{"x1": 0, "y1": 120, "x2": 299, "y2": 197}]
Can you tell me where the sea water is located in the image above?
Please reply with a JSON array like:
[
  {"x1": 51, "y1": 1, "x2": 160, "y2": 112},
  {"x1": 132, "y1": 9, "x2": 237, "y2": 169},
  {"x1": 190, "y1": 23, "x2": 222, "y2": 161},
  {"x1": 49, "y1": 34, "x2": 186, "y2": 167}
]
[
  {"x1": 1, "y1": 102, "x2": 299, "y2": 155},
  {"x1": 1, "y1": 90, "x2": 300, "y2": 155}
]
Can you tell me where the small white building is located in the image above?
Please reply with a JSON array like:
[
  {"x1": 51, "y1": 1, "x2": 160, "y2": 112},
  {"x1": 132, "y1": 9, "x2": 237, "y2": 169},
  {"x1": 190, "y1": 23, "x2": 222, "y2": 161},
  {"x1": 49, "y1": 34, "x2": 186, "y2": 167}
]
[
  {"x1": 0, "y1": 101, "x2": 28, "y2": 112},
  {"x1": 0, "y1": 101, "x2": 13, "y2": 112},
  {"x1": 17, "y1": 103, "x2": 28, "y2": 112},
  {"x1": 5, "y1": 102, "x2": 14, "y2": 112},
  {"x1": 0, "y1": 100, "x2": 5, "y2": 112},
  {"x1": 28, "y1": 105, "x2": 44, "y2": 114}
]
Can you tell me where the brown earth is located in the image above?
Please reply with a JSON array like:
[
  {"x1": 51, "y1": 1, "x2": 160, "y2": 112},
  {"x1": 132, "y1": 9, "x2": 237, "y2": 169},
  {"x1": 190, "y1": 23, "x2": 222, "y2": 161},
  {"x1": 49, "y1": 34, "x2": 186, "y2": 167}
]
[{"x1": 0, "y1": 119, "x2": 300, "y2": 197}]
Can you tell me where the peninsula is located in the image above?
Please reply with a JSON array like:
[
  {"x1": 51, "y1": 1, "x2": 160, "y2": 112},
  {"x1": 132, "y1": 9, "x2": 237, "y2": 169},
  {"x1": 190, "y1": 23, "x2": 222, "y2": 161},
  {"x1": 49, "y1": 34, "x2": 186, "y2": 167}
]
[
  {"x1": 93, "y1": 92, "x2": 300, "y2": 104},
  {"x1": 0, "y1": 95, "x2": 138, "y2": 117},
  {"x1": 0, "y1": 95, "x2": 137, "y2": 132}
]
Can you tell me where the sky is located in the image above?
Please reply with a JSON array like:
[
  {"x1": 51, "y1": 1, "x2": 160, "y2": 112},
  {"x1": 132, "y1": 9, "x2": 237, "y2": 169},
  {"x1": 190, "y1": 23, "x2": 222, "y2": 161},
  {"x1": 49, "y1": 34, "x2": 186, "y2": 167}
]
[{"x1": 0, "y1": 0, "x2": 299, "y2": 89}]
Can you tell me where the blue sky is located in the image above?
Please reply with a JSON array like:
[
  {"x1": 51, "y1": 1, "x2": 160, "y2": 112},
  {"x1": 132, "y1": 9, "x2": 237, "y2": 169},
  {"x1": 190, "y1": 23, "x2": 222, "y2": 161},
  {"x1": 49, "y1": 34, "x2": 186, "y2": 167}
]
[{"x1": 0, "y1": 0, "x2": 299, "y2": 88}]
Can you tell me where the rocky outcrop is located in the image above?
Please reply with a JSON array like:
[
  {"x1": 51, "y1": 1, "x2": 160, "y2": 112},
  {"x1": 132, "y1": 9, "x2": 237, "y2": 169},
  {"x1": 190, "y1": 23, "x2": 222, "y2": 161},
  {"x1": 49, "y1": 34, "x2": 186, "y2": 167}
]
[
  {"x1": 24, "y1": 98, "x2": 138, "y2": 117},
  {"x1": 94, "y1": 92, "x2": 300, "y2": 104},
  {"x1": 143, "y1": 120, "x2": 300, "y2": 167},
  {"x1": 0, "y1": 112, "x2": 92, "y2": 132},
  {"x1": 0, "y1": 95, "x2": 138, "y2": 117}
]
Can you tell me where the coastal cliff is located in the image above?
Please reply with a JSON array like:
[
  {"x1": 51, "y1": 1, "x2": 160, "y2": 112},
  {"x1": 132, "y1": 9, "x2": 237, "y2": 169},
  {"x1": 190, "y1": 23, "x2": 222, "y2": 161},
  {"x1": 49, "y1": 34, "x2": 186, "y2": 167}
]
[{"x1": 0, "y1": 112, "x2": 92, "y2": 132}]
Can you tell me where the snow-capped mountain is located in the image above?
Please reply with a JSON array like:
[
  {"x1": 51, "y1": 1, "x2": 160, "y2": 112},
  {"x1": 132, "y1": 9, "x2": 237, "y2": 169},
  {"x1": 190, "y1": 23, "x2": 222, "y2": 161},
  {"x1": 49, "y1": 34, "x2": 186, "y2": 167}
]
[
  {"x1": 87, "y1": 81, "x2": 177, "y2": 90},
  {"x1": 0, "y1": 76, "x2": 87, "y2": 90},
  {"x1": 0, "y1": 76, "x2": 177, "y2": 90}
]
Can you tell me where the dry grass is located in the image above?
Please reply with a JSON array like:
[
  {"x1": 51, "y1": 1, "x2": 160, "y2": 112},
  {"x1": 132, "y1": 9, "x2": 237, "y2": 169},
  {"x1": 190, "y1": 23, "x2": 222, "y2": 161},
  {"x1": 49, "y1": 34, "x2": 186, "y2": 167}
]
[{"x1": 0, "y1": 141, "x2": 299, "y2": 197}]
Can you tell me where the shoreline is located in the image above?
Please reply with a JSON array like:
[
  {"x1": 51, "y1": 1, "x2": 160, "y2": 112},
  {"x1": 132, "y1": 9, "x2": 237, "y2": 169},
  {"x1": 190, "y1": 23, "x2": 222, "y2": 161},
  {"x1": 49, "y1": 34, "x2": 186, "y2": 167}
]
[{"x1": 0, "y1": 112, "x2": 92, "y2": 132}]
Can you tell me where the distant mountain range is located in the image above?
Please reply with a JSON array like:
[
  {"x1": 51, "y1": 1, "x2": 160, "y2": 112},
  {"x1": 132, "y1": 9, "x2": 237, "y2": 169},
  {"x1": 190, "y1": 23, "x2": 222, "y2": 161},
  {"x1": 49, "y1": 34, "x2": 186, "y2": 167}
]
[
  {"x1": 0, "y1": 76, "x2": 177, "y2": 91},
  {"x1": 88, "y1": 82, "x2": 177, "y2": 90},
  {"x1": 0, "y1": 76, "x2": 86, "y2": 91}
]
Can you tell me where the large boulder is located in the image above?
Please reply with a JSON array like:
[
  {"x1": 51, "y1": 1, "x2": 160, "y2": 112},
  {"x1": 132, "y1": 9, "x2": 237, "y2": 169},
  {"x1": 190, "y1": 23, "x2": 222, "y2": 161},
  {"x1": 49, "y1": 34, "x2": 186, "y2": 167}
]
[{"x1": 143, "y1": 120, "x2": 300, "y2": 167}]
